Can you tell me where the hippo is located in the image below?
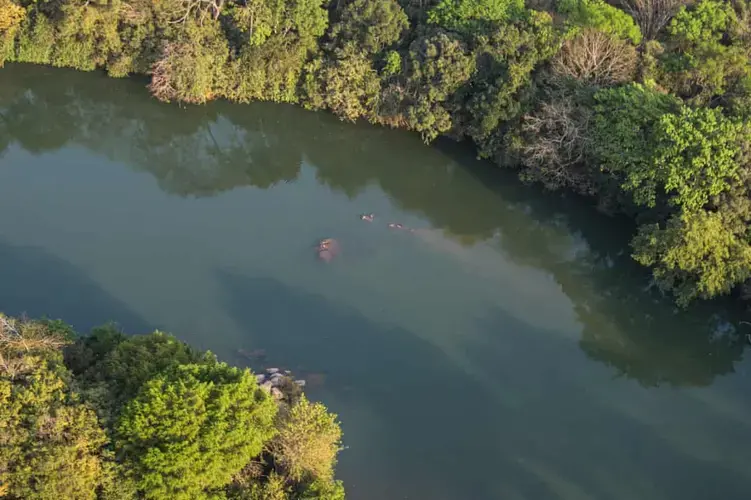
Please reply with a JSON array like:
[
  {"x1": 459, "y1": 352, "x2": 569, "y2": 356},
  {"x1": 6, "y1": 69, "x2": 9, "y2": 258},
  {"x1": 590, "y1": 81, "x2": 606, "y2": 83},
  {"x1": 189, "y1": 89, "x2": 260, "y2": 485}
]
[{"x1": 317, "y1": 238, "x2": 340, "y2": 262}]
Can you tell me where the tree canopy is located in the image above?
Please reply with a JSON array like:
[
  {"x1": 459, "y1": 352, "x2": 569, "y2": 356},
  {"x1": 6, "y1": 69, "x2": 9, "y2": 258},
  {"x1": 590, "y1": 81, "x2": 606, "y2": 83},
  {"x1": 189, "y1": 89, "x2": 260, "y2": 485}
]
[{"x1": 0, "y1": 316, "x2": 345, "y2": 500}]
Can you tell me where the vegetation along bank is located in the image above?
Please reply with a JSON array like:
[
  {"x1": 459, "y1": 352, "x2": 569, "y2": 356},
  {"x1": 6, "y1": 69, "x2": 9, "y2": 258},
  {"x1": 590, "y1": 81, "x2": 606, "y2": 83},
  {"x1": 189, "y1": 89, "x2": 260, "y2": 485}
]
[
  {"x1": 0, "y1": 314, "x2": 344, "y2": 499},
  {"x1": 2, "y1": 0, "x2": 751, "y2": 305}
]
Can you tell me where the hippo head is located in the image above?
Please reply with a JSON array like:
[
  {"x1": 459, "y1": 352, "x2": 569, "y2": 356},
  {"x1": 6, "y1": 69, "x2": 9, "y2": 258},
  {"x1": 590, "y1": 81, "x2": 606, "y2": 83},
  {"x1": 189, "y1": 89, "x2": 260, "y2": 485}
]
[{"x1": 317, "y1": 238, "x2": 340, "y2": 262}]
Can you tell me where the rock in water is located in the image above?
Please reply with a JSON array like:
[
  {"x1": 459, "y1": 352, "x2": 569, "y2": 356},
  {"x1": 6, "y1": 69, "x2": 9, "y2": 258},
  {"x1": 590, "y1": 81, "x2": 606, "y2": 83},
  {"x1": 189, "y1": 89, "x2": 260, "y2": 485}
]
[
  {"x1": 294, "y1": 379, "x2": 307, "y2": 387},
  {"x1": 255, "y1": 374, "x2": 266, "y2": 383},
  {"x1": 266, "y1": 367, "x2": 280, "y2": 374}
]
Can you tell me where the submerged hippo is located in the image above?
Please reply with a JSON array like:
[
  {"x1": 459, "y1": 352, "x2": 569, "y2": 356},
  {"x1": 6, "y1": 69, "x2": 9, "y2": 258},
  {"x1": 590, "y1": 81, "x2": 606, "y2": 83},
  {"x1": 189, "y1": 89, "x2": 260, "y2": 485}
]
[{"x1": 317, "y1": 238, "x2": 340, "y2": 262}]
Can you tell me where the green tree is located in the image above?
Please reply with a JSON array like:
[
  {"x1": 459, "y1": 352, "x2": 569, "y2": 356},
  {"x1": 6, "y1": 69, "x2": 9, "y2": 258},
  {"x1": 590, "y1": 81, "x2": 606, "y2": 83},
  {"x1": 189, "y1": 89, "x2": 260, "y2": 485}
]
[
  {"x1": 271, "y1": 396, "x2": 342, "y2": 482},
  {"x1": 650, "y1": 106, "x2": 743, "y2": 212},
  {"x1": 0, "y1": 318, "x2": 108, "y2": 500},
  {"x1": 591, "y1": 83, "x2": 680, "y2": 206},
  {"x1": 463, "y1": 10, "x2": 560, "y2": 158},
  {"x1": 558, "y1": 0, "x2": 642, "y2": 44},
  {"x1": 51, "y1": 1, "x2": 122, "y2": 71},
  {"x1": 393, "y1": 30, "x2": 475, "y2": 141},
  {"x1": 67, "y1": 329, "x2": 211, "y2": 421},
  {"x1": 427, "y1": 0, "x2": 525, "y2": 33},
  {"x1": 633, "y1": 210, "x2": 751, "y2": 305},
  {"x1": 0, "y1": 0, "x2": 24, "y2": 66},
  {"x1": 314, "y1": 47, "x2": 382, "y2": 121},
  {"x1": 149, "y1": 20, "x2": 230, "y2": 103},
  {"x1": 662, "y1": 0, "x2": 751, "y2": 107},
  {"x1": 15, "y1": 13, "x2": 56, "y2": 64},
  {"x1": 329, "y1": 0, "x2": 409, "y2": 54},
  {"x1": 116, "y1": 363, "x2": 278, "y2": 500},
  {"x1": 299, "y1": 478, "x2": 346, "y2": 500}
]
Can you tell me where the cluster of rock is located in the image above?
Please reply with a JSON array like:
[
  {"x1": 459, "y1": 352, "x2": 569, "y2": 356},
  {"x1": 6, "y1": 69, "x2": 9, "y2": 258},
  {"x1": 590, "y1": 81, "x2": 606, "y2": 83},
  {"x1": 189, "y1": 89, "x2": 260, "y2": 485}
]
[{"x1": 256, "y1": 367, "x2": 306, "y2": 401}]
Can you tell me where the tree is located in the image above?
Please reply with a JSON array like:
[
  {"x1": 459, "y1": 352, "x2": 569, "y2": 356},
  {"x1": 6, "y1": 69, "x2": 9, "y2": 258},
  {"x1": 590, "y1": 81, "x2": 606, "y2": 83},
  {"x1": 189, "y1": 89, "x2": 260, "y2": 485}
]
[
  {"x1": 633, "y1": 210, "x2": 751, "y2": 305},
  {"x1": 516, "y1": 91, "x2": 596, "y2": 193},
  {"x1": 650, "y1": 106, "x2": 743, "y2": 212},
  {"x1": 0, "y1": 318, "x2": 108, "y2": 500},
  {"x1": 329, "y1": 0, "x2": 409, "y2": 54},
  {"x1": 315, "y1": 47, "x2": 382, "y2": 121},
  {"x1": 462, "y1": 10, "x2": 560, "y2": 157},
  {"x1": 51, "y1": 1, "x2": 122, "y2": 71},
  {"x1": 116, "y1": 363, "x2": 278, "y2": 500},
  {"x1": 662, "y1": 0, "x2": 751, "y2": 107},
  {"x1": 0, "y1": 0, "x2": 24, "y2": 66},
  {"x1": 149, "y1": 20, "x2": 230, "y2": 103},
  {"x1": 66, "y1": 329, "x2": 212, "y2": 423},
  {"x1": 427, "y1": 0, "x2": 525, "y2": 33},
  {"x1": 270, "y1": 396, "x2": 342, "y2": 483},
  {"x1": 558, "y1": 0, "x2": 642, "y2": 44},
  {"x1": 591, "y1": 82, "x2": 681, "y2": 206},
  {"x1": 383, "y1": 30, "x2": 475, "y2": 141}
]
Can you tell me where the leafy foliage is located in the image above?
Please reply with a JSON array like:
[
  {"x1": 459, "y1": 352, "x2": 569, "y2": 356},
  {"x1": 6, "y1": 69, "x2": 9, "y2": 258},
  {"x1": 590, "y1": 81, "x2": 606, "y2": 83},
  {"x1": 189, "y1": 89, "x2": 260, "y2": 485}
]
[
  {"x1": 591, "y1": 83, "x2": 680, "y2": 207},
  {"x1": 633, "y1": 210, "x2": 751, "y2": 305},
  {"x1": 558, "y1": 0, "x2": 643, "y2": 43},
  {"x1": 116, "y1": 363, "x2": 278, "y2": 499},
  {"x1": 661, "y1": 0, "x2": 751, "y2": 108},
  {"x1": 331, "y1": 0, "x2": 409, "y2": 54},
  {"x1": 650, "y1": 106, "x2": 743, "y2": 212},
  {"x1": 1, "y1": 316, "x2": 345, "y2": 500},
  {"x1": 0, "y1": 317, "x2": 107, "y2": 500},
  {"x1": 428, "y1": 0, "x2": 525, "y2": 33},
  {"x1": 271, "y1": 396, "x2": 343, "y2": 482}
]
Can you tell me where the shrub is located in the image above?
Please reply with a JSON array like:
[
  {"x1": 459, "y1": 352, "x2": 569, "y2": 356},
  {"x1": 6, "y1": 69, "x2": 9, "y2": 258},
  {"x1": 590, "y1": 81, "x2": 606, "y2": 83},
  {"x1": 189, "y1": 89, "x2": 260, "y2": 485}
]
[
  {"x1": 633, "y1": 210, "x2": 751, "y2": 305},
  {"x1": 271, "y1": 396, "x2": 342, "y2": 482},
  {"x1": 0, "y1": 319, "x2": 107, "y2": 499},
  {"x1": 116, "y1": 363, "x2": 278, "y2": 500},
  {"x1": 558, "y1": 0, "x2": 643, "y2": 43}
]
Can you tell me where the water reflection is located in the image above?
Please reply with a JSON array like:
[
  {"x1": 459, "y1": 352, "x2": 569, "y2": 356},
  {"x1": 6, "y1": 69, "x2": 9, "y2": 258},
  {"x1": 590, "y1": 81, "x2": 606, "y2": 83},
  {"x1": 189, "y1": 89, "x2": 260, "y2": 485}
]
[{"x1": 0, "y1": 64, "x2": 746, "y2": 390}]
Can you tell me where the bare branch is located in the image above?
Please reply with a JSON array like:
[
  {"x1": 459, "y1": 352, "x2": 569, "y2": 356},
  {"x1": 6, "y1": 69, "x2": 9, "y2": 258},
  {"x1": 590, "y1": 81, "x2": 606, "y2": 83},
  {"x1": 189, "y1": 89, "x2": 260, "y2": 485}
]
[
  {"x1": 519, "y1": 96, "x2": 595, "y2": 193},
  {"x1": 552, "y1": 29, "x2": 637, "y2": 86},
  {"x1": 618, "y1": 0, "x2": 688, "y2": 40}
]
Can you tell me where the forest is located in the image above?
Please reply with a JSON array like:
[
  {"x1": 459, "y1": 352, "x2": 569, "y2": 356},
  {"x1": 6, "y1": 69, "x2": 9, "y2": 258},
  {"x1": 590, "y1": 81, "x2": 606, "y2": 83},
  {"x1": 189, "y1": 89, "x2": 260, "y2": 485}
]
[
  {"x1": 0, "y1": 314, "x2": 344, "y2": 499},
  {"x1": 1, "y1": 0, "x2": 751, "y2": 305}
]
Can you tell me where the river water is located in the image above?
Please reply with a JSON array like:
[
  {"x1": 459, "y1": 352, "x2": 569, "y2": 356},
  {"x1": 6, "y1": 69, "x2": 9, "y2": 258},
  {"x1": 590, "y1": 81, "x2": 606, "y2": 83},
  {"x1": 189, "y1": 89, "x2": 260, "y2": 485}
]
[{"x1": 1, "y1": 64, "x2": 750, "y2": 500}]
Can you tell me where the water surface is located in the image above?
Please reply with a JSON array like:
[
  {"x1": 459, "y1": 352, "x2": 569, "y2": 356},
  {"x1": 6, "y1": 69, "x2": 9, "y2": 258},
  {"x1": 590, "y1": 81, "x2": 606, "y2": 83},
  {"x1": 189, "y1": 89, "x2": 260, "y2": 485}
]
[{"x1": 1, "y1": 64, "x2": 751, "y2": 500}]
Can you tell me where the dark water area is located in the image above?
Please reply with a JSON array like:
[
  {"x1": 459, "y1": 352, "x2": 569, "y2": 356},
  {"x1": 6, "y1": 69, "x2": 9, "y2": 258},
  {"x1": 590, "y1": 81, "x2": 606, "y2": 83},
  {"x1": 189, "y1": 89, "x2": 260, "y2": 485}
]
[{"x1": 1, "y1": 64, "x2": 751, "y2": 500}]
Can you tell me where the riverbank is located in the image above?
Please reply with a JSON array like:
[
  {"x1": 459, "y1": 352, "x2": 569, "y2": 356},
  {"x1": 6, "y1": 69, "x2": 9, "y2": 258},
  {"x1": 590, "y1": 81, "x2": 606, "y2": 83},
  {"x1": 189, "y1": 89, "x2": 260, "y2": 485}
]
[
  {"x1": 0, "y1": 314, "x2": 344, "y2": 500},
  {"x1": 2, "y1": 0, "x2": 751, "y2": 306}
]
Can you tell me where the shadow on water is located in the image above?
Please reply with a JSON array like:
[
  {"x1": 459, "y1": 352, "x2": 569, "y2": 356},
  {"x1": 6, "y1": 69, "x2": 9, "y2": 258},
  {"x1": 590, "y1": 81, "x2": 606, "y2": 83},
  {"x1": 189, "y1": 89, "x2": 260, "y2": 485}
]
[
  {"x1": 0, "y1": 65, "x2": 748, "y2": 386},
  {"x1": 459, "y1": 308, "x2": 751, "y2": 500},
  {"x1": 429, "y1": 139, "x2": 749, "y2": 387},
  {"x1": 215, "y1": 270, "x2": 751, "y2": 500},
  {"x1": 0, "y1": 238, "x2": 150, "y2": 333},
  {"x1": 214, "y1": 270, "x2": 511, "y2": 500}
]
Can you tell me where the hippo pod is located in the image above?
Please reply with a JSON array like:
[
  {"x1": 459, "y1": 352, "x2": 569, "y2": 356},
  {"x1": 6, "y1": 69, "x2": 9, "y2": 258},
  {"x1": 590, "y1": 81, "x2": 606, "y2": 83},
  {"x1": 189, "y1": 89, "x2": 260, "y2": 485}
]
[{"x1": 317, "y1": 238, "x2": 340, "y2": 262}]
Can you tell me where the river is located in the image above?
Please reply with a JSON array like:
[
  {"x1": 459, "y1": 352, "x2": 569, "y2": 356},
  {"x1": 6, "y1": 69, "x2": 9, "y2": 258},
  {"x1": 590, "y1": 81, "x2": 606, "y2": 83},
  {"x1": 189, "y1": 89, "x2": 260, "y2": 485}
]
[{"x1": 1, "y1": 64, "x2": 750, "y2": 500}]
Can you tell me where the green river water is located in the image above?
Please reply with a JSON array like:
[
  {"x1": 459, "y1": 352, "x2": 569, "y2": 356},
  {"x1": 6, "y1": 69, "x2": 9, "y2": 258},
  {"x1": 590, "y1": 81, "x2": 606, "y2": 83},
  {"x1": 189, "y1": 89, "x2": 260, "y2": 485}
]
[{"x1": 1, "y1": 64, "x2": 751, "y2": 500}]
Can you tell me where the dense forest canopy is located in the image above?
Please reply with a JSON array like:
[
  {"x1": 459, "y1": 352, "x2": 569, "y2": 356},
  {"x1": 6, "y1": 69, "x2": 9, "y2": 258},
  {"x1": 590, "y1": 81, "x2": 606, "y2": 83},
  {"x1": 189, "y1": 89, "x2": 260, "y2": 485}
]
[
  {"x1": 1, "y1": 0, "x2": 751, "y2": 305},
  {"x1": 0, "y1": 314, "x2": 344, "y2": 499}
]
